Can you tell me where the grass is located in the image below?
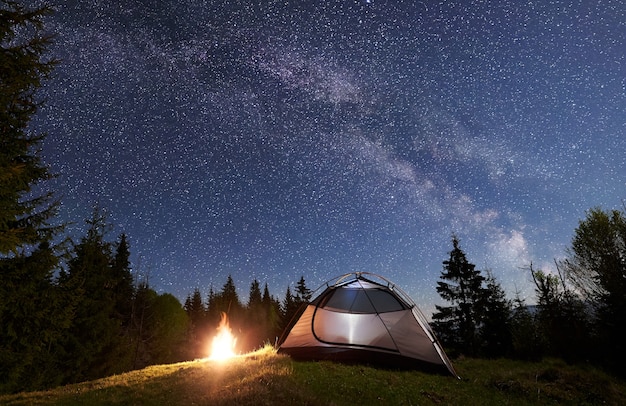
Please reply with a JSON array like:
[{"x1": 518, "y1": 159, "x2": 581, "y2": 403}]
[{"x1": 1, "y1": 347, "x2": 624, "y2": 405}]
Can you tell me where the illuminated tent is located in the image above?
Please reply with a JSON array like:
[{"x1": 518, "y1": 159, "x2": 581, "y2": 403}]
[{"x1": 278, "y1": 272, "x2": 458, "y2": 377}]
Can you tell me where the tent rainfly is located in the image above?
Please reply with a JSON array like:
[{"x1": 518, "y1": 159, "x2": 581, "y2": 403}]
[{"x1": 278, "y1": 272, "x2": 458, "y2": 377}]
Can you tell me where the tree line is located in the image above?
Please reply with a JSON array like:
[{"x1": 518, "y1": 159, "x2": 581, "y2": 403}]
[
  {"x1": 183, "y1": 274, "x2": 312, "y2": 356},
  {"x1": 2, "y1": 198, "x2": 316, "y2": 393},
  {"x1": 432, "y1": 210, "x2": 626, "y2": 375}
]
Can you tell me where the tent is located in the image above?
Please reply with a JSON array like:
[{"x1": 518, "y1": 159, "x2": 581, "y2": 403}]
[{"x1": 278, "y1": 272, "x2": 458, "y2": 377}]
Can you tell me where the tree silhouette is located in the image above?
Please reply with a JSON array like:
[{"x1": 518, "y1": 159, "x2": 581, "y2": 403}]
[
  {"x1": 563, "y1": 207, "x2": 626, "y2": 370},
  {"x1": 529, "y1": 263, "x2": 590, "y2": 362},
  {"x1": 262, "y1": 283, "x2": 282, "y2": 344},
  {"x1": 281, "y1": 286, "x2": 298, "y2": 329},
  {"x1": 248, "y1": 279, "x2": 263, "y2": 310},
  {"x1": 479, "y1": 271, "x2": 513, "y2": 357},
  {"x1": 295, "y1": 275, "x2": 312, "y2": 302},
  {"x1": 0, "y1": 1, "x2": 65, "y2": 393},
  {"x1": 111, "y1": 234, "x2": 134, "y2": 320},
  {"x1": 244, "y1": 279, "x2": 265, "y2": 350},
  {"x1": 509, "y1": 291, "x2": 542, "y2": 360},
  {"x1": 432, "y1": 236, "x2": 485, "y2": 356},
  {"x1": 0, "y1": 1, "x2": 59, "y2": 254},
  {"x1": 220, "y1": 274, "x2": 242, "y2": 316},
  {"x1": 59, "y1": 208, "x2": 129, "y2": 382}
]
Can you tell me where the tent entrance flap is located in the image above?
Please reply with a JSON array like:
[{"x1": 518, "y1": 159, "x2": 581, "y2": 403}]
[{"x1": 312, "y1": 309, "x2": 399, "y2": 350}]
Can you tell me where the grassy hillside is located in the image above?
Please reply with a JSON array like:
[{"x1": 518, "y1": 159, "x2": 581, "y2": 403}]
[{"x1": 1, "y1": 347, "x2": 624, "y2": 405}]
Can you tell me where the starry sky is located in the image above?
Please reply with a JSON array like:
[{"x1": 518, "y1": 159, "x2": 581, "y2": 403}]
[{"x1": 33, "y1": 0, "x2": 624, "y2": 316}]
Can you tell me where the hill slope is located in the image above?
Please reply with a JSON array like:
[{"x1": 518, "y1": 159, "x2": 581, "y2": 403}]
[{"x1": 1, "y1": 348, "x2": 624, "y2": 405}]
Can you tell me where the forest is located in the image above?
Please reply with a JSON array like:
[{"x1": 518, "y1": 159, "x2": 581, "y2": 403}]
[{"x1": 2, "y1": 1, "x2": 625, "y2": 395}]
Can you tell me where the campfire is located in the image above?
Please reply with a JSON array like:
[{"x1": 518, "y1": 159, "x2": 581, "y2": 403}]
[{"x1": 208, "y1": 312, "x2": 238, "y2": 361}]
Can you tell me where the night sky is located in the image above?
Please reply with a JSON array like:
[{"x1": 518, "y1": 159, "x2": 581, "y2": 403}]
[{"x1": 34, "y1": 0, "x2": 624, "y2": 315}]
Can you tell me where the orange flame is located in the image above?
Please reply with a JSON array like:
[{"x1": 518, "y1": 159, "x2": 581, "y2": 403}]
[{"x1": 208, "y1": 312, "x2": 237, "y2": 361}]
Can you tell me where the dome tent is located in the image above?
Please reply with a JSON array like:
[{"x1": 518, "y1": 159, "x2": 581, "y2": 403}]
[{"x1": 278, "y1": 272, "x2": 458, "y2": 377}]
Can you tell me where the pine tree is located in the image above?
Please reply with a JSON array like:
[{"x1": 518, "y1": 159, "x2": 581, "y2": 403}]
[
  {"x1": 109, "y1": 233, "x2": 135, "y2": 370},
  {"x1": 221, "y1": 275, "x2": 240, "y2": 308},
  {"x1": 0, "y1": 0, "x2": 59, "y2": 254},
  {"x1": 184, "y1": 295, "x2": 192, "y2": 314},
  {"x1": 247, "y1": 279, "x2": 263, "y2": 310},
  {"x1": 111, "y1": 233, "x2": 134, "y2": 319},
  {"x1": 281, "y1": 285, "x2": 301, "y2": 330},
  {"x1": 244, "y1": 279, "x2": 266, "y2": 350},
  {"x1": 59, "y1": 208, "x2": 126, "y2": 382},
  {"x1": 206, "y1": 285, "x2": 220, "y2": 325},
  {"x1": 479, "y1": 271, "x2": 513, "y2": 357},
  {"x1": 219, "y1": 274, "x2": 243, "y2": 321},
  {"x1": 0, "y1": 242, "x2": 69, "y2": 392},
  {"x1": 510, "y1": 292, "x2": 542, "y2": 360},
  {"x1": 432, "y1": 236, "x2": 485, "y2": 356},
  {"x1": 130, "y1": 282, "x2": 156, "y2": 368},
  {"x1": 0, "y1": 1, "x2": 65, "y2": 393},
  {"x1": 295, "y1": 275, "x2": 312, "y2": 303},
  {"x1": 184, "y1": 288, "x2": 206, "y2": 358},
  {"x1": 185, "y1": 288, "x2": 205, "y2": 329},
  {"x1": 262, "y1": 283, "x2": 281, "y2": 344},
  {"x1": 262, "y1": 283, "x2": 272, "y2": 307}
]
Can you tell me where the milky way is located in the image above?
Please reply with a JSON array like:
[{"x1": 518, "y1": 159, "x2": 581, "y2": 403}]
[{"x1": 34, "y1": 0, "x2": 625, "y2": 314}]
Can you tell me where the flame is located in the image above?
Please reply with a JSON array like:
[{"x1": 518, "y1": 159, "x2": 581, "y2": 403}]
[{"x1": 208, "y1": 312, "x2": 237, "y2": 361}]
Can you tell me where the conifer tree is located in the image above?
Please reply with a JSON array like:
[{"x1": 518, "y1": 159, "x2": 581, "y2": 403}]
[
  {"x1": 185, "y1": 288, "x2": 205, "y2": 329},
  {"x1": 131, "y1": 281, "x2": 153, "y2": 368},
  {"x1": 479, "y1": 271, "x2": 513, "y2": 357},
  {"x1": 294, "y1": 275, "x2": 312, "y2": 303},
  {"x1": 202, "y1": 276, "x2": 243, "y2": 327},
  {"x1": 0, "y1": 0, "x2": 59, "y2": 254},
  {"x1": 0, "y1": 2, "x2": 64, "y2": 392},
  {"x1": 510, "y1": 292, "x2": 542, "y2": 360},
  {"x1": 220, "y1": 274, "x2": 241, "y2": 310},
  {"x1": 58, "y1": 208, "x2": 131, "y2": 382},
  {"x1": 0, "y1": 241, "x2": 69, "y2": 392},
  {"x1": 262, "y1": 283, "x2": 272, "y2": 308},
  {"x1": 111, "y1": 233, "x2": 134, "y2": 320},
  {"x1": 244, "y1": 279, "x2": 266, "y2": 350},
  {"x1": 247, "y1": 279, "x2": 263, "y2": 310},
  {"x1": 183, "y1": 288, "x2": 206, "y2": 358},
  {"x1": 432, "y1": 236, "x2": 485, "y2": 356},
  {"x1": 206, "y1": 285, "x2": 220, "y2": 325},
  {"x1": 218, "y1": 274, "x2": 243, "y2": 322},
  {"x1": 281, "y1": 286, "x2": 297, "y2": 328},
  {"x1": 262, "y1": 283, "x2": 281, "y2": 344}
]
